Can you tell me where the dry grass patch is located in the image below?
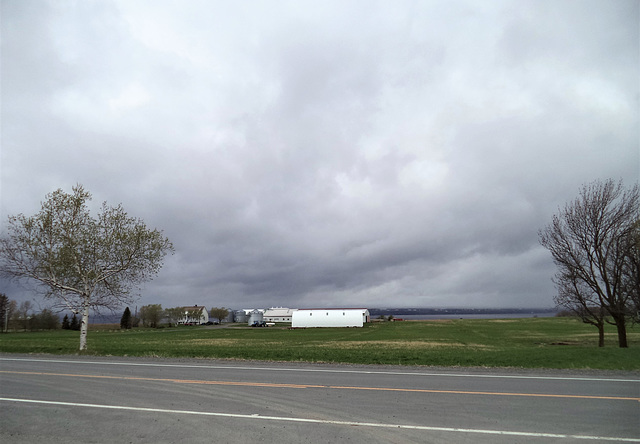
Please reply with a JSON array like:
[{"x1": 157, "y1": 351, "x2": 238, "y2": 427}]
[
  {"x1": 90, "y1": 323, "x2": 120, "y2": 331},
  {"x1": 572, "y1": 332, "x2": 619, "y2": 338},
  {"x1": 513, "y1": 331, "x2": 556, "y2": 338},
  {"x1": 188, "y1": 339, "x2": 255, "y2": 346},
  {"x1": 417, "y1": 320, "x2": 455, "y2": 326},
  {"x1": 318, "y1": 340, "x2": 495, "y2": 350},
  {"x1": 189, "y1": 339, "x2": 286, "y2": 347},
  {"x1": 422, "y1": 320, "x2": 454, "y2": 323}
]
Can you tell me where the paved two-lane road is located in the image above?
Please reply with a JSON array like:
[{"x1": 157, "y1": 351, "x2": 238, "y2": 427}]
[{"x1": 1, "y1": 355, "x2": 638, "y2": 443}]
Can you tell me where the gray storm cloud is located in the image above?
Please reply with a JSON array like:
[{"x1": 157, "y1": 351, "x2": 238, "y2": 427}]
[{"x1": 1, "y1": 0, "x2": 638, "y2": 310}]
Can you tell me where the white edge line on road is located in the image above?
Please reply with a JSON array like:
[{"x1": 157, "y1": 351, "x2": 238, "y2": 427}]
[
  {"x1": 1, "y1": 357, "x2": 638, "y2": 383},
  {"x1": 1, "y1": 397, "x2": 638, "y2": 442}
]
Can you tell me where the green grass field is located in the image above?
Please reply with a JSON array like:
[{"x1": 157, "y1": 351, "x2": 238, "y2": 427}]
[{"x1": 1, "y1": 318, "x2": 638, "y2": 370}]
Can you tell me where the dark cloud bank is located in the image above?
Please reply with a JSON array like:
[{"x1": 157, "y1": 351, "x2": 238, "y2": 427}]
[{"x1": 1, "y1": 0, "x2": 638, "y2": 311}]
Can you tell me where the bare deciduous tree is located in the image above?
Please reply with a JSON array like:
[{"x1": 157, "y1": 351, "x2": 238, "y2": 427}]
[
  {"x1": 555, "y1": 270, "x2": 607, "y2": 346},
  {"x1": 0, "y1": 185, "x2": 173, "y2": 350},
  {"x1": 621, "y1": 222, "x2": 640, "y2": 323},
  {"x1": 539, "y1": 179, "x2": 639, "y2": 348}
]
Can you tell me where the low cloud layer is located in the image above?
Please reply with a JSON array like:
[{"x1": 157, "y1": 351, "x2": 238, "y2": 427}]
[{"x1": 1, "y1": 0, "x2": 638, "y2": 310}]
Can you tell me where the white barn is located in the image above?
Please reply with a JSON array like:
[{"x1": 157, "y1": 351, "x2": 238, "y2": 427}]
[
  {"x1": 292, "y1": 308, "x2": 370, "y2": 328},
  {"x1": 263, "y1": 307, "x2": 297, "y2": 322}
]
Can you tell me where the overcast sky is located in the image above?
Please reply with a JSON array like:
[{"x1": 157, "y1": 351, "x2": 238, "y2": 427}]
[{"x1": 1, "y1": 0, "x2": 638, "y2": 312}]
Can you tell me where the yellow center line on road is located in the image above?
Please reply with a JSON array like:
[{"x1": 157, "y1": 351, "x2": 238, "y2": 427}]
[
  {"x1": 331, "y1": 384, "x2": 640, "y2": 401},
  {"x1": 2, "y1": 370, "x2": 639, "y2": 402}
]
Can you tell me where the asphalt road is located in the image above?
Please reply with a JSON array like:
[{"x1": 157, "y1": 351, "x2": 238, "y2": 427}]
[{"x1": 0, "y1": 354, "x2": 638, "y2": 443}]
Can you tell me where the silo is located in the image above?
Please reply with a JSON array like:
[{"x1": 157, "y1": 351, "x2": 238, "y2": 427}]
[
  {"x1": 224, "y1": 311, "x2": 235, "y2": 323},
  {"x1": 234, "y1": 310, "x2": 247, "y2": 323},
  {"x1": 248, "y1": 309, "x2": 263, "y2": 326}
]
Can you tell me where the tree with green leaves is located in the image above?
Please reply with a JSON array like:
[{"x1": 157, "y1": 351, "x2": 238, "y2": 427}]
[
  {"x1": 139, "y1": 304, "x2": 163, "y2": 328},
  {"x1": 0, "y1": 185, "x2": 174, "y2": 350},
  {"x1": 120, "y1": 307, "x2": 132, "y2": 329},
  {"x1": 0, "y1": 293, "x2": 14, "y2": 333},
  {"x1": 209, "y1": 307, "x2": 229, "y2": 323},
  {"x1": 70, "y1": 313, "x2": 80, "y2": 331},
  {"x1": 164, "y1": 307, "x2": 184, "y2": 327},
  {"x1": 17, "y1": 301, "x2": 33, "y2": 331},
  {"x1": 62, "y1": 314, "x2": 70, "y2": 330},
  {"x1": 539, "y1": 179, "x2": 639, "y2": 347},
  {"x1": 31, "y1": 308, "x2": 59, "y2": 330}
]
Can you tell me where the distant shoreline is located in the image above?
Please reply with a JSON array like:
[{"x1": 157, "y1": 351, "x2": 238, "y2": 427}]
[
  {"x1": 368, "y1": 308, "x2": 558, "y2": 320},
  {"x1": 89, "y1": 308, "x2": 559, "y2": 324}
]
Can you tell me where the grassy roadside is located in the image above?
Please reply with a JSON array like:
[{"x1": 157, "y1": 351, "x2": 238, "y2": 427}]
[{"x1": 0, "y1": 318, "x2": 638, "y2": 370}]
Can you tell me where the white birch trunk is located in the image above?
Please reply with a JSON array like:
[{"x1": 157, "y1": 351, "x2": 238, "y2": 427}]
[{"x1": 79, "y1": 301, "x2": 90, "y2": 351}]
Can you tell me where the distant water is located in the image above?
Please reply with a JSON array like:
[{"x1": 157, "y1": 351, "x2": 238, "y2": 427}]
[{"x1": 391, "y1": 312, "x2": 555, "y2": 320}]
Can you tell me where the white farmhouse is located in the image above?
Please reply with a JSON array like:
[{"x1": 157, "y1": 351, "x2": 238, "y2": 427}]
[
  {"x1": 291, "y1": 308, "x2": 370, "y2": 328},
  {"x1": 177, "y1": 305, "x2": 209, "y2": 325}
]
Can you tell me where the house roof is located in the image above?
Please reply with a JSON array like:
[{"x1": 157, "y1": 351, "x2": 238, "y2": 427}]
[
  {"x1": 296, "y1": 308, "x2": 368, "y2": 311},
  {"x1": 264, "y1": 307, "x2": 297, "y2": 316},
  {"x1": 177, "y1": 305, "x2": 207, "y2": 311}
]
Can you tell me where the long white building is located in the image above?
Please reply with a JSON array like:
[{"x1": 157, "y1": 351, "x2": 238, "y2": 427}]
[{"x1": 291, "y1": 308, "x2": 370, "y2": 328}]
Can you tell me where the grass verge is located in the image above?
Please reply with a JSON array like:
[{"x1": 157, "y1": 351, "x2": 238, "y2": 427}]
[{"x1": 0, "y1": 318, "x2": 638, "y2": 370}]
